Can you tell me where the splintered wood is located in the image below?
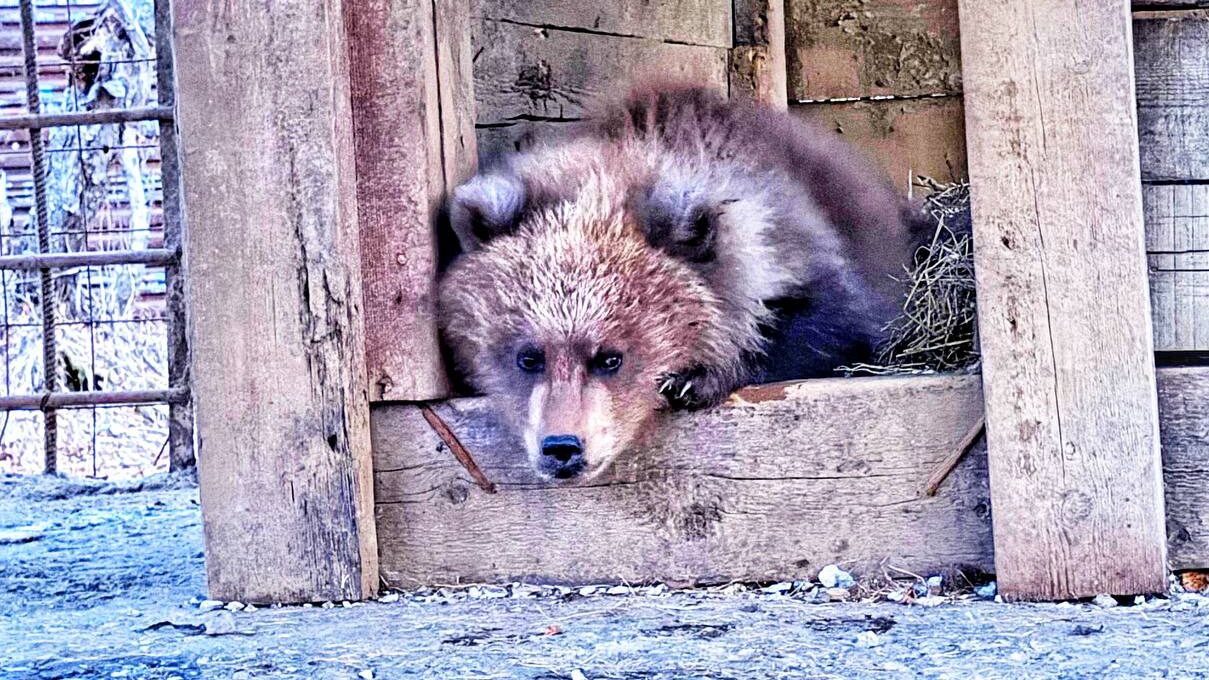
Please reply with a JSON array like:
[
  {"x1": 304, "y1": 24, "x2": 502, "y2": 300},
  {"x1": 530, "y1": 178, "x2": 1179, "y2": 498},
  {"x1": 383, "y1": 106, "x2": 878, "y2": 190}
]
[{"x1": 959, "y1": 0, "x2": 1168, "y2": 600}]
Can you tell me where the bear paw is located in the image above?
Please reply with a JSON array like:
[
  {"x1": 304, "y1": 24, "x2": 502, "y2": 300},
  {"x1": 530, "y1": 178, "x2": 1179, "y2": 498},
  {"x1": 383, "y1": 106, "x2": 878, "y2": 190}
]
[{"x1": 658, "y1": 367, "x2": 734, "y2": 411}]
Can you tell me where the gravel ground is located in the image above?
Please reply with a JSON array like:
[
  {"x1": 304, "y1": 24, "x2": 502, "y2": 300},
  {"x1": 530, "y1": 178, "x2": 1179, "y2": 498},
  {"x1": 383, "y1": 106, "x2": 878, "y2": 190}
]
[{"x1": 3, "y1": 473, "x2": 1209, "y2": 680}]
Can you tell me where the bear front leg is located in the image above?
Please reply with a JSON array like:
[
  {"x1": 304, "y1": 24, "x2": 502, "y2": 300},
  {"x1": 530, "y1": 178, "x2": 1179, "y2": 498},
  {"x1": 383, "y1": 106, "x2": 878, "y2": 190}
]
[{"x1": 658, "y1": 365, "x2": 745, "y2": 411}]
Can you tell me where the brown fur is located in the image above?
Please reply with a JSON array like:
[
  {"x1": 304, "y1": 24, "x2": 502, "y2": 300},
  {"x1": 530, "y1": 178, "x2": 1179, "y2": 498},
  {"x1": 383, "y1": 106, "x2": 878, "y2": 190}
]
[{"x1": 439, "y1": 81, "x2": 925, "y2": 480}]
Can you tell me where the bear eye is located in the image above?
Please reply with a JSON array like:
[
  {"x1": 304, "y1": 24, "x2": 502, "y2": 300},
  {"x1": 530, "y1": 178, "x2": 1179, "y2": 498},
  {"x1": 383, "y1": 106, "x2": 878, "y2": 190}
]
[
  {"x1": 516, "y1": 347, "x2": 545, "y2": 374},
  {"x1": 590, "y1": 350, "x2": 624, "y2": 376}
]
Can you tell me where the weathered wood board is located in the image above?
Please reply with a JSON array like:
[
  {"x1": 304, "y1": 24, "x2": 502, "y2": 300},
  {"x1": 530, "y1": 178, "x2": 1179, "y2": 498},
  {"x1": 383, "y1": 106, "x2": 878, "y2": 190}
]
[
  {"x1": 372, "y1": 369, "x2": 1209, "y2": 586},
  {"x1": 791, "y1": 95, "x2": 967, "y2": 190},
  {"x1": 1160, "y1": 367, "x2": 1209, "y2": 569},
  {"x1": 473, "y1": 0, "x2": 733, "y2": 47},
  {"x1": 473, "y1": 19, "x2": 729, "y2": 125},
  {"x1": 785, "y1": 0, "x2": 962, "y2": 101},
  {"x1": 346, "y1": 0, "x2": 476, "y2": 401},
  {"x1": 1144, "y1": 184, "x2": 1209, "y2": 351},
  {"x1": 374, "y1": 375, "x2": 994, "y2": 586},
  {"x1": 959, "y1": 0, "x2": 1167, "y2": 600},
  {"x1": 1134, "y1": 12, "x2": 1209, "y2": 182},
  {"x1": 175, "y1": 0, "x2": 377, "y2": 601},
  {"x1": 471, "y1": 19, "x2": 728, "y2": 156}
]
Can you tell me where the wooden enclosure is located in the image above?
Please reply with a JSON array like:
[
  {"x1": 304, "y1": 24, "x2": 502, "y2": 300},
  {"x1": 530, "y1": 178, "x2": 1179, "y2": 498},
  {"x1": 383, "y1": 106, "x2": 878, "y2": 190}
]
[{"x1": 174, "y1": 0, "x2": 1209, "y2": 603}]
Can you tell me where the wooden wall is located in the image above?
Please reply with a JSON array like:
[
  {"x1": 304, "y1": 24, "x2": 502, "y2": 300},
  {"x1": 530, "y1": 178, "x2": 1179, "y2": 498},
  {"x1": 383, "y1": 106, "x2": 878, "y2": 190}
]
[
  {"x1": 781, "y1": 3, "x2": 1209, "y2": 349},
  {"x1": 785, "y1": 0, "x2": 965, "y2": 190},
  {"x1": 470, "y1": 0, "x2": 732, "y2": 159}
]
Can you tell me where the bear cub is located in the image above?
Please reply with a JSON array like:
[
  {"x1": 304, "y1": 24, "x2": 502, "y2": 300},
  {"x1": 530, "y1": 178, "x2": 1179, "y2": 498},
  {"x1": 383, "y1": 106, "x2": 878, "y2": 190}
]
[{"x1": 438, "y1": 82, "x2": 927, "y2": 481}]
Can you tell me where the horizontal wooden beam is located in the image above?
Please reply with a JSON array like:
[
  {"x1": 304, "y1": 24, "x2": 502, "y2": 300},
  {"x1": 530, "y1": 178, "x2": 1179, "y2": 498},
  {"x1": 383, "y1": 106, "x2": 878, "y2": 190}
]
[
  {"x1": 372, "y1": 369, "x2": 1209, "y2": 587},
  {"x1": 374, "y1": 374, "x2": 993, "y2": 586}
]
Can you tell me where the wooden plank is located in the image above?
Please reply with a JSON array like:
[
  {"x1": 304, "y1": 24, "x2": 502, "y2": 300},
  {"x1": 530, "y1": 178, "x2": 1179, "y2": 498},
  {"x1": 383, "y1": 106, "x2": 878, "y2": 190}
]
[
  {"x1": 790, "y1": 95, "x2": 967, "y2": 192},
  {"x1": 472, "y1": 0, "x2": 733, "y2": 47},
  {"x1": 436, "y1": 0, "x2": 480, "y2": 192},
  {"x1": 1160, "y1": 367, "x2": 1209, "y2": 570},
  {"x1": 347, "y1": 0, "x2": 477, "y2": 401},
  {"x1": 472, "y1": 19, "x2": 729, "y2": 127},
  {"x1": 958, "y1": 0, "x2": 1167, "y2": 600},
  {"x1": 785, "y1": 0, "x2": 962, "y2": 101},
  {"x1": 1145, "y1": 184, "x2": 1209, "y2": 351},
  {"x1": 373, "y1": 375, "x2": 995, "y2": 586},
  {"x1": 175, "y1": 0, "x2": 378, "y2": 602},
  {"x1": 1134, "y1": 12, "x2": 1209, "y2": 182},
  {"x1": 372, "y1": 368, "x2": 1209, "y2": 585},
  {"x1": 731, "y1": 0, "x2": 788, "y2": 108}
]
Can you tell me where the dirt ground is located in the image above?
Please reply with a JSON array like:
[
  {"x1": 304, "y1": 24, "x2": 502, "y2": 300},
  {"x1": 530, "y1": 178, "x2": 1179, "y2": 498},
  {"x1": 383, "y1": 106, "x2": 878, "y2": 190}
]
[{"x1": 3, "y1": 473, "x2": 1208, "y2": 680}]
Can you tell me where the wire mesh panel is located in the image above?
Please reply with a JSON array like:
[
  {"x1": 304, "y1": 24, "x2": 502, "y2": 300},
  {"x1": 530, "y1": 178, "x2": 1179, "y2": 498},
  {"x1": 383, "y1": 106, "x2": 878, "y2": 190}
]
[{"x1": 0, "y1": 0, "x2": 188, "y2": 479}]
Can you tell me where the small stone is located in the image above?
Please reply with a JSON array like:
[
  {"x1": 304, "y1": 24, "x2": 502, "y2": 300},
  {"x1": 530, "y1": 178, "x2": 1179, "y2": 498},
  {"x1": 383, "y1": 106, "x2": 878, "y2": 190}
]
[
  {"x1": 1134, "y1": 595, "x2": 1147, "y2": 606},
  {"x1": 926, "y1": 575, "x2": 943, "y2": 593},
  {"x1": 511, "y1": 584, "x2": 542, "y2": 599},
  {"x1": 198, "y1": 600, "x2": 224, "y2": 612},
  {"x1": 825, "y1": 587, "x2": 850, "y2": 601},
  {"x1": 379, "y1": 593, "x2": 400, "y2": 603},
  {"x1": 762, "y1": 582, "x2": 793, "y2": 594},
  {"x1": 321, "y1": 601, "x2": 335, "y2": 609},
  {"x1": 975, "y1": 581, "x2": 997, "y2": 599},
  {"x1": 887, "y1": 590, "x2": 907, "y2": 603},
  {"x1": 818, "y1": 565, "x2": 855, "y2": 589},
  {"x1": 302, "y1": 603, "x2": 313, "y2": 608},
  {"x1": 204, "y1": 612, "x2": 240, "y2": 636},
  {"x1": 358, "y1": 671, "x2": 374, "y2": 680},
  {"x1": 342, "y1": 601, "x2": 352, "y2": 608},
  {"x1": 244, "y1": 604, "x2": 258, "y2": 613},
  {"x1": 856, "y1": 631, "x2": 881, "y2": 647},
  {"x1": 606, "y1": 585, "x2": 630, "y2": 595},
  {"x1": 223, "y1": 601, "x2": 245, "y2": 611},
  {"x1": 571, "y1": 670, "x2": 589, "y2": 680},
  {"x1": 0, "y1": 526, "x2": 45, "y2": 545},
  {"x1": 579, "y1": 586, "x2": 598, "y2": 596},
  {"x1": 914, "y1": 595, "x2": 946, "y2": 607},
  {"x1": 1093, "y1": 594, "x2": 1118, "y2": 608}
]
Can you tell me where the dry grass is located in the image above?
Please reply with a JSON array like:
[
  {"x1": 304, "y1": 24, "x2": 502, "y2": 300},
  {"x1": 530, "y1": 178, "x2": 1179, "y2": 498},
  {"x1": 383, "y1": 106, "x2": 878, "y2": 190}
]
[
  {"x1": 842, "y1": 180, "x2": 980, "y2": 376},
  {"x1": 0, "y1": 266, "x2": 168, "y2": 480}
]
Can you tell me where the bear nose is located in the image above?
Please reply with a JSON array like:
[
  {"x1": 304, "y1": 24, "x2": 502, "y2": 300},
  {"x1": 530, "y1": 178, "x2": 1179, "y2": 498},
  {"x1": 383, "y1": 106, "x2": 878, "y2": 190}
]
[{"x1": 541, "y1": 434, "x2": 583, "y2": 463}]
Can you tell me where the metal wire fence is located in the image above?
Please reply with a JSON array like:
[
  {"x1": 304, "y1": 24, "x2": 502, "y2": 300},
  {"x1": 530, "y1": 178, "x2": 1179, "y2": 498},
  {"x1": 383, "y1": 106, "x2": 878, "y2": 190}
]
[{"x1": 0, "y1": 0, "x2": 189, "y2": 478}]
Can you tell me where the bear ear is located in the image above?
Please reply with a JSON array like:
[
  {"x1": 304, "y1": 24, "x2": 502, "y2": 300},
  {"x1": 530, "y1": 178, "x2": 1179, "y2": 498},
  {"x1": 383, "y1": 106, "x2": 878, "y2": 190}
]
[
  {"x1": 632, "y1": 178, "x2": 720, "y2": 264},
  {"x1": 448, "y1": 171, "x2": 527, "y2": 251}
]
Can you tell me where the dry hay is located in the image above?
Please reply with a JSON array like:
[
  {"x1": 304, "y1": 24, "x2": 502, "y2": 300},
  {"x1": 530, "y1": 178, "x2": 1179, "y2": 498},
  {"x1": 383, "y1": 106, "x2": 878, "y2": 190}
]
[
  {"x1": 0, "y1": 266, "x2": 168, "y2": 480},
  {"x1": 841, "y1": 180, "x2": 979, "y2": 376}
]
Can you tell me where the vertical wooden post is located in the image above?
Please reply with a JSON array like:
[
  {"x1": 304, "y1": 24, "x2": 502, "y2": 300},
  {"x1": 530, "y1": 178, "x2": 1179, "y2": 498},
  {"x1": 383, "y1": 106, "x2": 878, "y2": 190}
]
[
  {"x1": 731, "y1": 0, "x2": 787, "y2": 109},
  {"x1": 345, "y1": 0, "x2": 477, "y2": 402},
  {"x1": 958, "y1": 0, "x2": 1168, "y2": 600},
  {"x1": 175, "y1": 0, "x2": 378, "y2": 601}
]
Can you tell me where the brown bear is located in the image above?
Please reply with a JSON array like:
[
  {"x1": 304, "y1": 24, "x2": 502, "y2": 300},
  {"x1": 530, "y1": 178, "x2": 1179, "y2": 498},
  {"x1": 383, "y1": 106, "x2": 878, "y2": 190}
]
[{"x1": 438, "y1": 81, "x2": 927, "y2": 481}]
